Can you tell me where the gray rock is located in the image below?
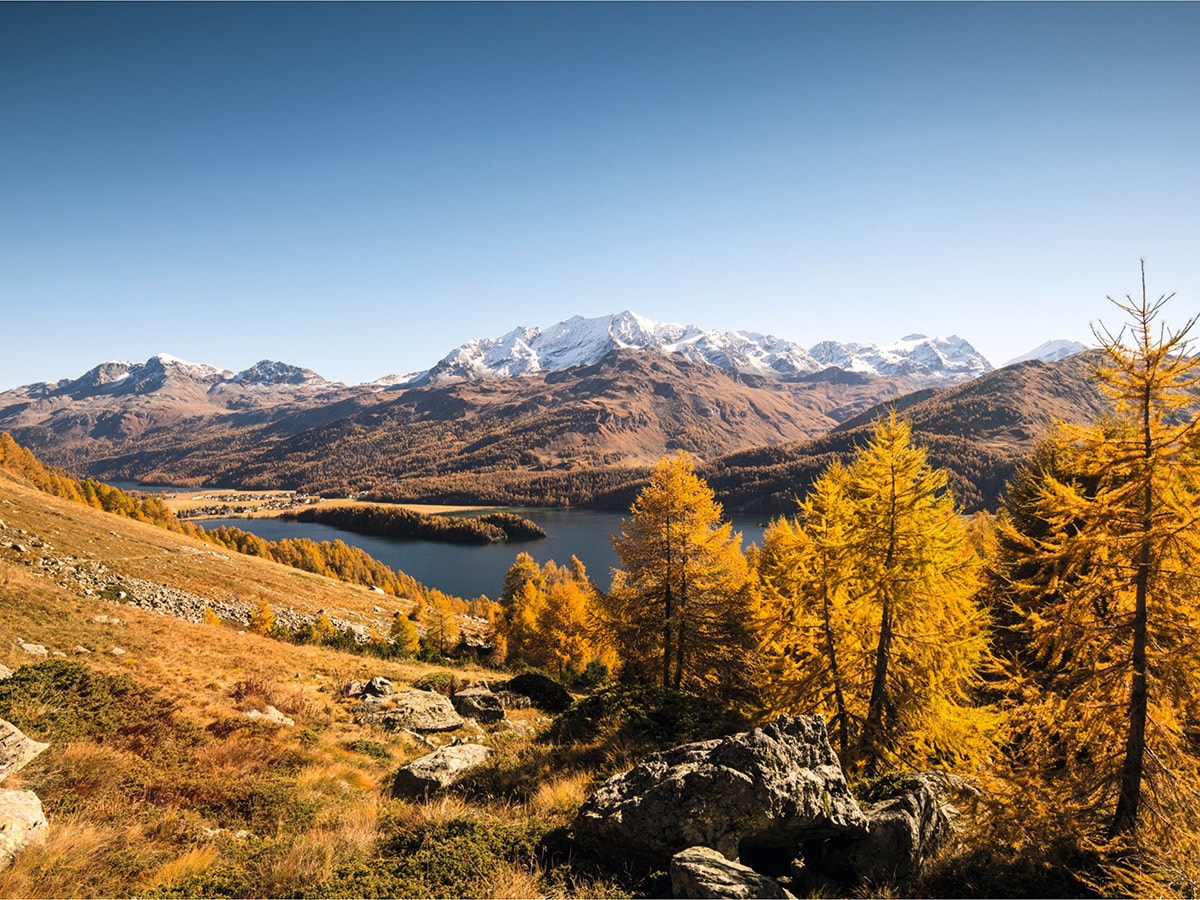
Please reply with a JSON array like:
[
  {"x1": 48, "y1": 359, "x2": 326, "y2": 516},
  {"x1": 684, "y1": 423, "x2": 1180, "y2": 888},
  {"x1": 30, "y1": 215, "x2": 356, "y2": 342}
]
[
  {"x1": 392, "y1": 743, "x2": 493, "y2": 798},
  {"x1": 16, "y1": 642, "x2": 46, "y2": 658},
  {"x1": 0, "y1": 665, "x2": 11, "y2": 681},
  {"x1": 451, "y1": 687, "x2": 505, "y2": 724},
  {"x1": 0, "y1": 719, "x2": 49, "y2": 782},
  {"x1": 816, "y1": 772, "x2": 962, "y2": 886},
  {"x1": 493, "y1": 690, "x2": 533, "y2": 710},
  {"x1": 573, "y1": 716, "x2": 866, "y2": 868},
  {"x1": 363, "y1": 676, "x2": 394, "y2": 697},
  {"x1": 0, "y1": 790, "x2": 48, "y2": 869},
  {"x1": 243, "y1": 705, "x2": 295, "y2": 727},
  {"x1": 362, "y1": 689, "x2": 465, "y2": 733},
  {"x1": 671, "y1": 846, "x2": 791, "y2": 899}
]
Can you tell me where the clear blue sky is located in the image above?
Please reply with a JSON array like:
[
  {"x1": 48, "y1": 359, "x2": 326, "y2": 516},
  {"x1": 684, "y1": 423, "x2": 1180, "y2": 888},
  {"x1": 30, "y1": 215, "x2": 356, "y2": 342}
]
[{"x1": 3, "y1": 2, "x2": 1198, "y2": 389}]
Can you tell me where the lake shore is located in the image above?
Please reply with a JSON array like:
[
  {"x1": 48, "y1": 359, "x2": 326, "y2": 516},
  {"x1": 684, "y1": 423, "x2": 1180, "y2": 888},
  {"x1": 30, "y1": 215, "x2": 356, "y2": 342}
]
[{"x1": 159, "y1": 489, "x2": 492, "y2": 520}]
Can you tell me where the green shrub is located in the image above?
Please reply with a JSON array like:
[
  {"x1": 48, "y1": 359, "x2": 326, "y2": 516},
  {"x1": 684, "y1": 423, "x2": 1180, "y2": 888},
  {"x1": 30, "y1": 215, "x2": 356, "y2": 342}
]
[
  {"x1": 412, "y1": 671, "x2": 463, "y2": 696},
  {"x1": 548, "y1": 684, "x2": 749, "y2": 754},
  {"x1": 342, "y1": 738, "x2": 392, "y2": 760},
  {"x1": 0, "y1": 659, "x2": 205, "y2": 762}
]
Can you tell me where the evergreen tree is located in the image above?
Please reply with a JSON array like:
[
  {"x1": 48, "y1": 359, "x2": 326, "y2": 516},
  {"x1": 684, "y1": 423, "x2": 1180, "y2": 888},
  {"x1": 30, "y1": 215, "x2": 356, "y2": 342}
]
[
  {"x1": 249, "y1": 598, "x2": 275, "y2": 636},
  {"x1": 421, "y1": 590, "x2": 461, "y2": 655}
]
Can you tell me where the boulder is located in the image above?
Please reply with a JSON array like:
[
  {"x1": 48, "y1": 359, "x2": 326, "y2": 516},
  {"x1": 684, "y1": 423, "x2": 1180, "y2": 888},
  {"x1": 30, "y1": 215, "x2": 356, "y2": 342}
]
[
  {"x1": 0, "y1": 665, "x2": 11, "y2": 681},
  {"x1": 0, "y1": 719, "x2": 49, "y2": 782},
  {"x1": 0, "y1": 790, "x2": 48, "y2": 869},
  {"x1": 16, "y1": 642, "x2": 46, "y2": 658},
  {"x1": 451, "y1": 687, "x2": 505, "y2": 724},
  {"x1": 573, "y1": 716, "x2": 866, "y2": 869},
  {"x1": 363, "y1": 689, "x2": 465, "y2": 733},
  {"x1": 815, "y1": 772, "x2": 962, "y2": 885},
  {"x1": 671, "y1": 846, "x2": 791, "y2": 899},
  {"x1": 363, "y1": 676, "x2": 394, "y2": 697},
  {"x1": 243, "y1": 705, "x2": 295, "y2": 727},
  {"x1": 392, "y1": 743, "x2": 493, "y2": 798},
  {"x1": 504, "y1": 673, "x2": 571, "y2": 712},
  {"x1": 493, "y1": 690, "x2": 533, "y2": 710}
]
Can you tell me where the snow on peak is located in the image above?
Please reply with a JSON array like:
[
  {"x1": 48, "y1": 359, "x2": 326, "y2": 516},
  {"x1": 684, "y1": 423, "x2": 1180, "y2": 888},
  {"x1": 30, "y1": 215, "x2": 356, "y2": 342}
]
[
  {"x1": 1005, "y1": 340, "x2": 1089, "y2": 366},
  {"x1": 411, "y1": 313, "x2": 993, "y2": 386},
  {"x1": 233, "y1": 360, "x2": 327, "y2": 386}
]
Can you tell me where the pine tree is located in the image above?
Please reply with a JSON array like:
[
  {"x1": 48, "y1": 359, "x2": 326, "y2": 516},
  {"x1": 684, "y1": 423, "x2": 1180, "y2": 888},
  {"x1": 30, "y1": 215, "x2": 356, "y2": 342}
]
[
  {"x1": 756, "y1": 414, "x2": 995, "y2": 774},
  {"x1": 600, "y1": 452, "x2": 753, "y2": 696},
  {"x1": 999, "y1": 263, "x2": 1200, "y2": 840}
]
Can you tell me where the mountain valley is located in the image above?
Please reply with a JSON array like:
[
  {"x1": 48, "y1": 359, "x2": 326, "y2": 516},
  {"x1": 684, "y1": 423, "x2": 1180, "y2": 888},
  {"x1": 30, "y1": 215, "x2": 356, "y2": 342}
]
[{"x1": 0, "y1": 312, "x2": 1095, "y2": 512}]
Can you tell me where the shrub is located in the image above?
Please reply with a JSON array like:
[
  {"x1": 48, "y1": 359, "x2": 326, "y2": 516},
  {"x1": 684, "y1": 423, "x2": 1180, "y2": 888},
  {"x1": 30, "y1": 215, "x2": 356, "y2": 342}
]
[
  {"x1": 548, "y1": 684, "x2": 749, "y2": 753},
  {"x1": 0, "y1": 660, "x2": 205, "y2": 762},
  {"x1": 412, "y1": 671, "x2": 463, "y2": 696}
]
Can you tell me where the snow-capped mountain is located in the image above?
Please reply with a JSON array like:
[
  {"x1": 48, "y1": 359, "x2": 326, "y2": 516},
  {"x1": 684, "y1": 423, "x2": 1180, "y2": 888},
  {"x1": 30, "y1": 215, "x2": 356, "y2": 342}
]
[
  {"x1": 9, "y1": 354, "x2": 333, "y2": 405},
  {"x1": 230, "y1": 360, "x2": 328, "y2": 387},
  {"x1": 407, "y1": 311, "x2": 992, "y2": 386},
  {"x1": 1004, "y1": 340, "x2": 1089, "y2": 366}
]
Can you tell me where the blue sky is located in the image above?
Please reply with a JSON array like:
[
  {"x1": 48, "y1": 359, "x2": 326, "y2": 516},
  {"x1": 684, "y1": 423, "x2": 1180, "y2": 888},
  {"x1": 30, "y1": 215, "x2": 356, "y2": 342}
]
[{"x1": 2, "y1": 2, "x2": 1198, "y2": 389}]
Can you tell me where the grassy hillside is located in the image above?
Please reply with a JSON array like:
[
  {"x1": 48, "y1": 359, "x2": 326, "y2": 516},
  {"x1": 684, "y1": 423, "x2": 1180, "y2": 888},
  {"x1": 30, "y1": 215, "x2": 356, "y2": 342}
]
[{"x1": 0, "y1": 470, "x2": 628, "y2": 898}]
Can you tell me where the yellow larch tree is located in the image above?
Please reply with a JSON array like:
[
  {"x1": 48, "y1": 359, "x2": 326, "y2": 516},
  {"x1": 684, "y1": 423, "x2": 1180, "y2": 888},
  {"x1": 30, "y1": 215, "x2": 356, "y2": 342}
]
[
  {"x1": 600, "y1": 452, "x2": 754, "y2": 698},
  {"x1": 757, "y1": 414, "x2": 995, "y2": 774},
  {"x1": 997, "y1": 264, "x2": 1200, "y2": 845}
]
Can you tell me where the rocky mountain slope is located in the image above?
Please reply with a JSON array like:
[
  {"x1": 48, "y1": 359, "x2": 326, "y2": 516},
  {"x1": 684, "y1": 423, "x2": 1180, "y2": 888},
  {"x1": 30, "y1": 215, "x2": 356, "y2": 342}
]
[
  {"x1": 0, "y1": 350, "x2": 919, "y2": 495},
  {"x1": 706, "y1": 352, "x2": 1111, "y2": 512},
  {"x1": 0, "y1": 314, "x2": 1088, "y2": 505}
]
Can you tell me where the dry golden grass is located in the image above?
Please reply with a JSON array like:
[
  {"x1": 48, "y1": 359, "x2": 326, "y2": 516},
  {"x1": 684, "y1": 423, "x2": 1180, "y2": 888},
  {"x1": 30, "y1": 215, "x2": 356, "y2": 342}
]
[
  {"x1": 160, "y1": 487, "x2": 489, "y2": 519},
  {"x1": 0, "y1": 471, "x2": 550, "y2": 898}
]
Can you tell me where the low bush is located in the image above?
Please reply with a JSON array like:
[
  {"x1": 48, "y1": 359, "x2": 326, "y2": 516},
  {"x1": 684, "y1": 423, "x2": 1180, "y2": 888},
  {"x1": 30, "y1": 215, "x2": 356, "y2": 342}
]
[
  {"x1": 0, "y1": 659, "x2": 205, "y2": 763},
  {"x1": 548, "y1": 684, "x2": 749, "y2": 754}
]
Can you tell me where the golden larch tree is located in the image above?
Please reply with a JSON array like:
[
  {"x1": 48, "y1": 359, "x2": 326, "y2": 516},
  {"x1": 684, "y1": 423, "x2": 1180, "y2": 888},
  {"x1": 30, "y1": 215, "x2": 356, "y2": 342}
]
[
  {"x1": 600, "y1": 452, "x2": 754, "y2": 697},
  {"x1": 757, "y1": 414, "x2": 995, "y2": 774},
  {"x1": 998, "y1": 263, "x2": 1200, "y2": 842}
]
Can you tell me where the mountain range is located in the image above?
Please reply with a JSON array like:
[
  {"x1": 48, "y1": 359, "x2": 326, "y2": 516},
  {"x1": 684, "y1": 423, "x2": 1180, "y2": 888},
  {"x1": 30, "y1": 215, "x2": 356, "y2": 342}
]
[
  {"x1": 0, "y1": 312, "x2": 1094, "y2": 511},
  {"x1": 402, "y1": 310, "x2": 1004, "y2": 386}
]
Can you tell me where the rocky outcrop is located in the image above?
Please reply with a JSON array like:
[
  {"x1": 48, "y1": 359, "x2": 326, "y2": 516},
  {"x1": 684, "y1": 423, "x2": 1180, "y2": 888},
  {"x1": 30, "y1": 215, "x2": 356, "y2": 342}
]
[
  {"x1": 31, "y1": 554, "x2": 379, "y2": 643},
  {"x1": 0, "y1": 719, "x2": 49, "y2": 782},
  {"x1": 815, "y1": 772, "x2": 963, "y2": 886},
  {"x1": 363, "y1": 676, "x2": 394, "y2": 697},
  {"x1": 392, "y1": 743, "x2": 493, "y2": 798},
  {"x1": 0, "y1": 790, "x2": 48, "y2": 869},
  {"x1": 671, "y1": 846, "x2": 791, "y2": 900},
  {"x1": 450, "y1": 687, "x2": 505, "y2": 724},
  {"x1": 360, "y1": 689, "x2": 465, "y2": 733},
  {"x1": 572, "y1": 716, "x2": 866, "y2": 868},
  {"x1": 0, "y1": 718, "x2": 49, "y2": 870}
]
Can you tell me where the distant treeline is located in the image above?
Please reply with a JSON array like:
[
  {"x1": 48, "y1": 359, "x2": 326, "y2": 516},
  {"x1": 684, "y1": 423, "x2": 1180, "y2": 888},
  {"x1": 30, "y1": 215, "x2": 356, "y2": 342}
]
[{"x1": 282, "y1": 504, "x2": 546, "y2": 544}]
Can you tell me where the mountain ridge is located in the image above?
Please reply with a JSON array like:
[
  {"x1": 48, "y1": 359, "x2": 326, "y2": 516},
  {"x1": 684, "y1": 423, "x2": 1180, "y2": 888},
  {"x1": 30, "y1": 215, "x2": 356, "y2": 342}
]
[{"x1": 402, "y1": 310, "x2": 997, "y2": 387}]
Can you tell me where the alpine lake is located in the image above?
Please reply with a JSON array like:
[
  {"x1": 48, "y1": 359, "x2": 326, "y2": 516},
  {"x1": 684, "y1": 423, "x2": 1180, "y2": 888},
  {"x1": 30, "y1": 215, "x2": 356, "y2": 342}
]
[{"x1": 198, "y1": 507, "x2": 770, "y2": 600}]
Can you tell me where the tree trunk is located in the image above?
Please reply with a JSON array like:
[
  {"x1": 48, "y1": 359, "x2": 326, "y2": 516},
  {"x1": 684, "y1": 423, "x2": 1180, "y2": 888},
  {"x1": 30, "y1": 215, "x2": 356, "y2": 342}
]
[
  {"x1": 860, "y1": 462, "x2": 900, "y2": 776},
  {"x1": 673, "y1": 566, "x2": 687, "y2": 691},
  {"x1": 1111, "y1": 390, "x2": 1154, "y2": 837},
  {"x1": 821, "y1": 564, "x2": 851, "y2": 759}
]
